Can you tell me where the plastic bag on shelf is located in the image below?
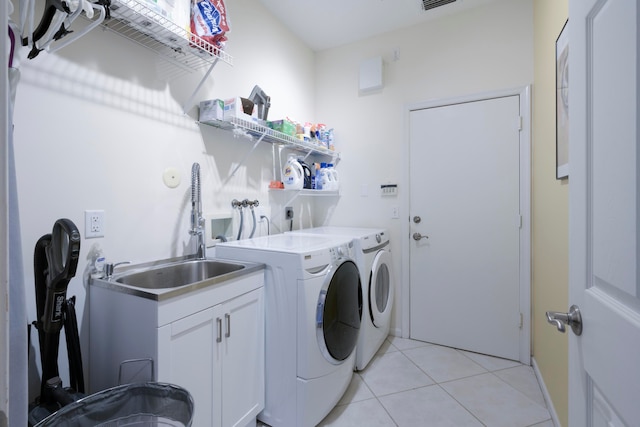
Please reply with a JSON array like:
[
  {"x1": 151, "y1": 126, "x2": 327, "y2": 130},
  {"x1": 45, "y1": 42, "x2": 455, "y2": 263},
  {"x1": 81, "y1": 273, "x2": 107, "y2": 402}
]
[{"x1": 190, "y1": 0, "x2": 229, "y2": 53}]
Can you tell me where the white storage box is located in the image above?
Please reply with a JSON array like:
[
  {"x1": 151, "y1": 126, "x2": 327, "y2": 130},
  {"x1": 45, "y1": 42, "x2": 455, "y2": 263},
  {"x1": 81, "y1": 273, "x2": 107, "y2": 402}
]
[
  {"x1": 199, "y1": 99, "x2": 224, "y2": 123},
  {"x1": 224, "y1": 97, "x2": 256, "y2": 122}
]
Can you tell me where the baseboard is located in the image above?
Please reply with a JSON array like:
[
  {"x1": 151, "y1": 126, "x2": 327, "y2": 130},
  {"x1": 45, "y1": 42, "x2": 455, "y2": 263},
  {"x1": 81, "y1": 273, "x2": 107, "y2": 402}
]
[{"x1": 531, "y1": 357, "x2": 561, "y2": 427}]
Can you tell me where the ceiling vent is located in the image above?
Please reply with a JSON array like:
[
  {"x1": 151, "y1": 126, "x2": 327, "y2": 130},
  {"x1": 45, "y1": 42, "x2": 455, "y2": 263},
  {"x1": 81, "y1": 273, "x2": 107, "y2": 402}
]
[{"x1": 421, "y1": 0, "x2": 457, "y2": 12}]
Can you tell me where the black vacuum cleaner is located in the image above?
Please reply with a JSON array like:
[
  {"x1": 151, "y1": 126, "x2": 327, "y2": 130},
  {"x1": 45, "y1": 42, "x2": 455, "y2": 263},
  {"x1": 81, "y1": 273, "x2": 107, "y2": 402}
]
[{"x1": 28, "y1": 218, "x2": 84, "y2": 426}]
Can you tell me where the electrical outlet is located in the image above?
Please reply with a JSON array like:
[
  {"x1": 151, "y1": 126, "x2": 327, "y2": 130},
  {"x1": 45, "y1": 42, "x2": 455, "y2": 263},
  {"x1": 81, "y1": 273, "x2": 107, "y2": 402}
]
[
  {"x1": 85, "y1": 210, "x2": 105, "y2": 238},
  {"x1": 285, "y1": 207, "x2": 294, "y2": 220}
]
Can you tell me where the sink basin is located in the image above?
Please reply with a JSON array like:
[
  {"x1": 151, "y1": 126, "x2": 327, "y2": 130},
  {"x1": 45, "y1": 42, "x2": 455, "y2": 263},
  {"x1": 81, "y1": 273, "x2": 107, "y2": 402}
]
[{"x1": 116, "y1": 259, "x2": 245, "y2": 289}]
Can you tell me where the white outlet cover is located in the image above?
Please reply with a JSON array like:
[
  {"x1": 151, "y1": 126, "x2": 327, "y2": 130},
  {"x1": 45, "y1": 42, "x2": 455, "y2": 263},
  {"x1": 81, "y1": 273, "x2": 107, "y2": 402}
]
[
  {"x1": 85, "y1": 210, "x2": 105, "y2": 238},
  {"x1": 163, "y1": 167, "x2": 181, "y2": 188}
]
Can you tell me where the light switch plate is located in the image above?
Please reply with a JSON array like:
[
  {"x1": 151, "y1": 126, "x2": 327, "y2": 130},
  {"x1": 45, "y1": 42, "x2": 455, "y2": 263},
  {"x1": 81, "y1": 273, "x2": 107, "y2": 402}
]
[{"x1": 381, "y1": 184, "x2": 398, "y2": 196}]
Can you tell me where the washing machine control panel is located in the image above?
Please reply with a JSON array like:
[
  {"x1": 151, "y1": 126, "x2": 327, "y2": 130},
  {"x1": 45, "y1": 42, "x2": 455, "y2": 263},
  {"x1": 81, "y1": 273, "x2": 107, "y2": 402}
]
[{"x1": 329, "y1": 242, "x2": 353, "y2": 262}]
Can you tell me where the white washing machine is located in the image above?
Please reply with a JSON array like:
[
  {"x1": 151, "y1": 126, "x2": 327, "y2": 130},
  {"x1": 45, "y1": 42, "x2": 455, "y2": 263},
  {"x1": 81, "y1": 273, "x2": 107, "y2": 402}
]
[
  {"x1": 287, "y1": 227, "x2": 394, "y2": 371},
  {"x1": 215, "y1": 234, "x2": 361, "y2": 427}
]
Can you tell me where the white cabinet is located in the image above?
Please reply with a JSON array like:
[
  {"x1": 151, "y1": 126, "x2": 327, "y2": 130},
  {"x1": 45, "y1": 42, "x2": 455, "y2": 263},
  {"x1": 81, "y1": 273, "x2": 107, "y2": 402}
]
[
  {"x1": 157, "y1": 288, "x2": 264, "y2": 427},
  {"x1": 89, "y1": 269, "x2": 264, "y2": 427}
]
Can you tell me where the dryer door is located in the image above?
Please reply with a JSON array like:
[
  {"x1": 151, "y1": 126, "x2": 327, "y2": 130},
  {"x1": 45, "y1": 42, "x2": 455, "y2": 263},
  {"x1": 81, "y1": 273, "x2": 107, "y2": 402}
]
[
  {"x1": 317, "y1": 260, "x2": 361, "y2": 363},
  {"x1": 369, "y1": 250, "x2": 393, "y2": 328}
]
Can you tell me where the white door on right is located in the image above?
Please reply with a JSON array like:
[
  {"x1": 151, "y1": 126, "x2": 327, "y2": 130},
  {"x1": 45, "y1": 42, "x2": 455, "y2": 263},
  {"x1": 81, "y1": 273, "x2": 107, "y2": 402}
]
[{"x1": 565, "y1": 1, "x2": 640, "y2": 426}]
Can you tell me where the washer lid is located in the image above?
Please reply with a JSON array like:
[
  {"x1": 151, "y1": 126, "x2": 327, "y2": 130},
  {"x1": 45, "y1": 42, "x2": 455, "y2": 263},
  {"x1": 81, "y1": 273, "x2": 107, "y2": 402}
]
[
  {"x1": 286, "y1": 226, "x2": 389, "y2": 251},
  {"x1": 217, "y1": 233, "x2": 350, "y2": 254},
  {"x1": 292, "y1": 226, "x2": 385, "y2": 237}
]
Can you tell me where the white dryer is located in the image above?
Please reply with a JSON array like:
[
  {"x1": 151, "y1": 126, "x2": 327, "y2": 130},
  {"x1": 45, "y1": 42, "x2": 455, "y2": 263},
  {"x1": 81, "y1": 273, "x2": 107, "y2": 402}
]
[
  {"x1": 215, "y1": 234, "x2": 361, "y2": 427},
  {"x1": 287, "y1": 227, "x2": 394, "y2": 371}
]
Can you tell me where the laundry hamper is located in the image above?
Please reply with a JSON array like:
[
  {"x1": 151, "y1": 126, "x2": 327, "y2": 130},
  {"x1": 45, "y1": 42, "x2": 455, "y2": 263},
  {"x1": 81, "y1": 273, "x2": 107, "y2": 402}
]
[{"x1": 34, "y1": 382, "x2": 194, "y2": 427}]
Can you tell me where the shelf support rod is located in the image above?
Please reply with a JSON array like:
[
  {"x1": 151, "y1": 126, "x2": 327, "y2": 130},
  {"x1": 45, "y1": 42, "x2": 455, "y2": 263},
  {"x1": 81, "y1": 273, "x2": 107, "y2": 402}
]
[
  {"x1": 224, "y1": 131, "x2": 267, "y2": 184},
  {"x1": 182, "y1": 57, "x2": 220, "y2": 114},
  {"x1": 300, "y1": 151, "x2": 312, "y2": 162}
]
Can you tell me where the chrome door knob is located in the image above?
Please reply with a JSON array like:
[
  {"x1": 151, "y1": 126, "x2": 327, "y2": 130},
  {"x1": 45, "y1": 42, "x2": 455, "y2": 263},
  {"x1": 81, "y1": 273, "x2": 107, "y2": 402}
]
[
  {"x1": 412, "y1": 232, "x2": 428, "y2": 241},
  {"x1": 546, "y1": 305, "x2": 582, "y2": 336}
]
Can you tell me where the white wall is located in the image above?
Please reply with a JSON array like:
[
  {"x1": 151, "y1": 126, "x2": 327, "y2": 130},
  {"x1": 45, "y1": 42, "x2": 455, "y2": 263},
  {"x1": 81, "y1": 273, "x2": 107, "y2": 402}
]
[
  {"x1": 12, "y1": 0, "x2": 316, "y2": 399},
  {"x1": 314, "y1": 0, "x2": 534, "y2": 333},
  {"x1": 532, "y1": 1, "x2": 569, "y2": 424}
]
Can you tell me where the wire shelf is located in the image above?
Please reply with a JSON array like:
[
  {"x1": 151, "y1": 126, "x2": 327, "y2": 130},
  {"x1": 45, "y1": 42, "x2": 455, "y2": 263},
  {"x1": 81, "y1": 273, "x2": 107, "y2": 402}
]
[
  {"x1": 103, "y1": 0, "x2": 233, "y2": 74},
  {"x1": 201, "y1": 117, "x2": 339, "y2": 158}
]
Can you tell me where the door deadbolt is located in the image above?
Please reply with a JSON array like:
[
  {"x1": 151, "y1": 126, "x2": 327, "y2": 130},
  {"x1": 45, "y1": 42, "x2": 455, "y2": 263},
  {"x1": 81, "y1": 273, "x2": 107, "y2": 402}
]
[
  {"x1": 413, "y1": 216, "x2": 421, "y2": 224},
  {"x1": 546, "y1": 305, "x2": 582, "y2": 336}
]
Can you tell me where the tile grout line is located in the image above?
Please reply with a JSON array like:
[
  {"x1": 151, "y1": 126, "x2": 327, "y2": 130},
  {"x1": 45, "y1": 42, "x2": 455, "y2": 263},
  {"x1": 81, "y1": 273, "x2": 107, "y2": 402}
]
[
  {"x1": 329, "y1": 337, "x2": 553, "y2": 426},
  {"x1": 363, "y1": 341, "x2": 490, "y2": 425},
  {"x1": 374, "y1": 395, "x2": 400, "y2": 427},
  {"x1": 394, "y1": 342, "x2": 550, "y2": 425},
  {"x1": 400, "y1": 344, "x2": 490, "y2": 386},
  {"x1": 397, "y1": 345, "x2": 489, "y2": 427}
]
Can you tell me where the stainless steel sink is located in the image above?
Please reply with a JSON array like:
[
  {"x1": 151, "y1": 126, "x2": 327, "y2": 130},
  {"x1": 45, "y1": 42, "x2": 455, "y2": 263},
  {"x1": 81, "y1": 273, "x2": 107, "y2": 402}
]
[{"x1": 116, "y1": 259, "x2": 245, "y2": 289}]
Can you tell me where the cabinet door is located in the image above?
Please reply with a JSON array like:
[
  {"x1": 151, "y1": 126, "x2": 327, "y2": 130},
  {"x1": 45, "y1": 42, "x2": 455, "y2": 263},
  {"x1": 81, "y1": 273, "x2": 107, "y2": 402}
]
[
  {"x1": 158, "y1": 307, "x2": 219, "y2": 427},
  {"x1": 221, "y1": 288, "x2": 265, "y2": 427}
]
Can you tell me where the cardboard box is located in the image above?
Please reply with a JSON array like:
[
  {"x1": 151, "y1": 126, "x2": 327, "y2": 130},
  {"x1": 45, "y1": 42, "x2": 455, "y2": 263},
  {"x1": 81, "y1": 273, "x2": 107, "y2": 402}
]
[
  {"x1": 199, "y1": 99, "x2": 224, "y2": 123},
  {"x1": 269, "y1": 119, "x2": 296, "y2": 137},
  {"x1": 224, "y1": 97, "x2": 256, "y2": 122}
]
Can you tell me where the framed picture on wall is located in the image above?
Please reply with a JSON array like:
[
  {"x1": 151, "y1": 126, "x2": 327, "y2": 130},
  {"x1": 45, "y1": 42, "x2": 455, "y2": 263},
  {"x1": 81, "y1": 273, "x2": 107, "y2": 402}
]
[{"x1": 556, "y1": 19, "x2": 569, "y2": 179}]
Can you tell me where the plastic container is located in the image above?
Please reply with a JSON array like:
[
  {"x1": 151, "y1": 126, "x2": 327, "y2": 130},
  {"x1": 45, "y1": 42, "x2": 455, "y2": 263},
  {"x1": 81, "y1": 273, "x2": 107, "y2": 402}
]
[
  {"x1": 282, "y1": 155, "x2": 304, "y2": 190},
  {"x1": 312, "y1": 163, "x2": 321, "y2": 190},
  {"x1": 317, "y1": 163, "x2": 333, "y2": 191},
  {"x1": 90, "y1": 249, "x2": 106, "y2": 279},
  {"x1": 327, "y1": 164, "x2": 339, "y2": 191},
  {"x1": 33, "y1": 382, "x2": 194, "y2": 427}
]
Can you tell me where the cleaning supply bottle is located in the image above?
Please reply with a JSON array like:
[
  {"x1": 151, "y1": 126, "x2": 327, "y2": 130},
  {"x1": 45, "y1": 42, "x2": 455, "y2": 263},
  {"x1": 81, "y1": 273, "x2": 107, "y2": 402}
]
[
  {"x1": 90, "y1": 248, "x2": 106, "y2": 279},
  {"x1": 318, "y1": 162, "x2": 332, "y2": 191},
  {"x1": 327, "y1": 163, "x2": 339, "y2": 191},
  {"x1": 282, "y1": 155, "x2": 304, "y2": 190},
  {"x1": 312, "y1": 163, "x2": 321, "y2": 190}
]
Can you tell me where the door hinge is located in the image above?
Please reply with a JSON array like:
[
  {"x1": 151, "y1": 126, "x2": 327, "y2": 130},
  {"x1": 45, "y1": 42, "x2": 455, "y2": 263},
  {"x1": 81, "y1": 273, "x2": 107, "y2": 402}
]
[{"x1": 519, "y1": 313, "x2": 523, "y2": 329}]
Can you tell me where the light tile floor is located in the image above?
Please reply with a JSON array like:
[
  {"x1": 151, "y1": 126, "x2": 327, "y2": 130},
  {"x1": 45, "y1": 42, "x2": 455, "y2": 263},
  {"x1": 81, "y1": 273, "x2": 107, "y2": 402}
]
[{"x1": 318, "y1": 337, "x2": 553, "y2": 427}]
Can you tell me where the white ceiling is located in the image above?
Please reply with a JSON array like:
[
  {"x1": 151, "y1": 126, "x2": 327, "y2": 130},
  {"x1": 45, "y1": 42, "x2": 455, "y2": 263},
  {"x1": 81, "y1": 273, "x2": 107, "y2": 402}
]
[{"x1": 258, "y1": 0, "x2": 499, "y2": 51}]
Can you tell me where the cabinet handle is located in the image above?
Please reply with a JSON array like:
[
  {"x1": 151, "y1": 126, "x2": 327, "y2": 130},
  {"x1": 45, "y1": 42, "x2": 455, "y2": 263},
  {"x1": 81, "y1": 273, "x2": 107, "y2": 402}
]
[
  {"x1": 225, "y1": 313, "x2": 231, "y2": 338},
  {"x1": 216, "y1": 317, "x2": 222, "y2": 343}
]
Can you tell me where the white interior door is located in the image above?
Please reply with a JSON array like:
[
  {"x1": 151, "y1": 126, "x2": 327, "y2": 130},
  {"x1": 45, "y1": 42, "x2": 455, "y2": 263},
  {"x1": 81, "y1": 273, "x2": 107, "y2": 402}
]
[
  {"x1": 566, "y1": 1, "x2": 640, "y2": 426},
  {"x1": 408, "y1": 95, "x2": 524, "y2": 361},
  {"x1": 1, "y1": 2, "x2": 10, "y2": 419}
]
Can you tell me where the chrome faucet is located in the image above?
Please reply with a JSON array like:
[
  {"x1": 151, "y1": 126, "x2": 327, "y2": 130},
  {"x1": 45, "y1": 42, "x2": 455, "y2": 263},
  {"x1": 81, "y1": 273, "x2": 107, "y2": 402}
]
[
  {"x1": 104, "y1": 261, "x2": 131, "y2": 280},
  {"x1": 190, "y1": 163, "x2": 206, "y2": 259}
]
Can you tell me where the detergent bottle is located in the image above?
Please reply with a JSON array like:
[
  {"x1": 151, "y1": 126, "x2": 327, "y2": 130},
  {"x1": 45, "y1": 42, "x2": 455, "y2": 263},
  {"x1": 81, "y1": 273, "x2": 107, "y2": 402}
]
[
  {"x1": 327, "y1": 163, "x2": 339, "y2": 191},
  {"x1": 312, "y1": 163, "x2": 321, "y2": 190},
  {"x1": 318, "y1": 162, "x2": 332, "y2": 191},
  {"x1": 282, "y1": 155, "x2": 304, "y2": 190}
]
